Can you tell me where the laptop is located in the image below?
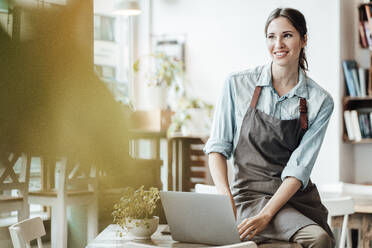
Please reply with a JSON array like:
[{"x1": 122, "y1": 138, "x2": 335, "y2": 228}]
[{"x1": 160, "y1": 191, "x2": 244, "y2": 246}]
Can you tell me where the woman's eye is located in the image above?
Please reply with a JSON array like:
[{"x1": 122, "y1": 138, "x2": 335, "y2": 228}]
[
  {"x1": 283, "y1": 33, "x2": 292, "y2": 38},
  {"x1": 267, "y1": 35, "x2": 274, "y2": 39}
]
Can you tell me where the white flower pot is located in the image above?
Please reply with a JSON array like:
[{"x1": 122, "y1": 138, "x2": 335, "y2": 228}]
[
  {"x1": 125, "y1": 216, "x2": 159, "y2": 239},
  {"x1": 146, "y1": 84, "x2": 168, "y2": 110}
]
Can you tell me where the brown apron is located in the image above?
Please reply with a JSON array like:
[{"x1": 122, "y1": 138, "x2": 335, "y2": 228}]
[{"x1": 231, "y1": 86, "x2": 335, "y2": 245}]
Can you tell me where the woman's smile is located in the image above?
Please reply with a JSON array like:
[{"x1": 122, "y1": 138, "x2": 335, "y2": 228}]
[{"x1": 274, "y1": 50, "x2": 289, "y2": 59}]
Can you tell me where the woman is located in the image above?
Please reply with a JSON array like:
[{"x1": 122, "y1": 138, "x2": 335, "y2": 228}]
[{"x1": 204, "y1": 8, "x2": 335, "y2": 248}]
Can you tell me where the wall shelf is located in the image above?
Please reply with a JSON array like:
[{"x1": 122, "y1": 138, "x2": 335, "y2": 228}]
[
  {"x1": 344, "y1": 96, "x2": 372, "y2": 102},
  {"x1": 343, "y1": 96, "x2": 372, "y2": 109},
  {"x1": 343, "y1": 136, "x2": 372, "y2": 144}
]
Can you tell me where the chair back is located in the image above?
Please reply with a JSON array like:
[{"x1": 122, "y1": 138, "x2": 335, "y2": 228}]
[
  {"x1": 168, "y1": 137, "x2": 209, "y2": 191},
  {"x1": 39, "y1": 157, "x2": 97, "y2": 195},
  {"x1": 0, "y1": 153, "x2": 30, "y2": 193},
  {"x1": 66, "y1": 160, "x2": 97, "y2": 192},
  {"x1": 0, "y1": 153, "x2": 30, "y2": 220},
  {"x1": 9, "y1": 217, "x2": 46, "y2": 248}
]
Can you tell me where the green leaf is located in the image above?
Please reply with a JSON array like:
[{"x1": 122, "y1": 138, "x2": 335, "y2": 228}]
[{"x1": 133, "y1": 59, "x2": 140, "y2": 73}]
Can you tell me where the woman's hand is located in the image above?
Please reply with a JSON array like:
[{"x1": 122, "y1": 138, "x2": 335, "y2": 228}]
[{"x1": 237, "y1": 213, "x2": 272, "y2": 240}]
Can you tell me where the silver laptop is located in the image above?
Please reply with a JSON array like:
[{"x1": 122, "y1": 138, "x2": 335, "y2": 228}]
[{"x1": 160, "y1": 191, "x2": 241, "y2": 246}]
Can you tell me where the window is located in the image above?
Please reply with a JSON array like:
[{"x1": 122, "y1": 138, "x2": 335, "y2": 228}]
[{"x1": 94, "y1": 13, "x2": 131, "y2": 103}]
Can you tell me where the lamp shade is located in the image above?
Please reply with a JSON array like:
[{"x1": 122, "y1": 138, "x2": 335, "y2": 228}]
[
  {"x1": 0, "y1": 0, "x2": 8, "y2": 12},
  {"x1": 114, "y1": 0, "x2": 141, "y2": 16}
]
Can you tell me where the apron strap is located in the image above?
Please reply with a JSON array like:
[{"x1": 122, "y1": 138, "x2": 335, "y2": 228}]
[
  {"x1": 299, "y1": 98, "x2": 308, "y2": 130},
  {"x1": 250, "y1": 86, "x2": 262, "y2": 108}
]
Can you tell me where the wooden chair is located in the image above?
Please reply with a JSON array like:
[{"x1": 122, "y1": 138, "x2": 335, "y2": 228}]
[
  {"x1": 321, "y1": 196, "x2": 354, "y2": 248},
  {"x1": 28, "y1": 157, "x2": 98, "y2": 248},
  {"x1": 0, "y1": 152, "x2": 30, "y2": 222},
  {"x1": 9, "y1": 217, "x2": 45, "y2": 248},
  {"x1": 168, "y1": 137, "x2": 209, "y2": 191}
]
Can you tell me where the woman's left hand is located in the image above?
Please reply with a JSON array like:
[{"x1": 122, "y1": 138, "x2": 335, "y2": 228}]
[{"x1": 238, "y1": 213, "x2": 272, "y2": 240}]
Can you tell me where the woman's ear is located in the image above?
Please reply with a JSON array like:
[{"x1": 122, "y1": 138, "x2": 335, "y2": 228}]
[{"x1": 302, "y1": 34, "x2": 308, "y2": 48}]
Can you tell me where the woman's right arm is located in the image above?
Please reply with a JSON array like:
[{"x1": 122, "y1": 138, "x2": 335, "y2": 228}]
[
  {"x1": 204, "y1": 75, "x2": 236, "y2": 216},
  {"x1": 208, "y1": 152, "x2": 237, "y2": 218}
]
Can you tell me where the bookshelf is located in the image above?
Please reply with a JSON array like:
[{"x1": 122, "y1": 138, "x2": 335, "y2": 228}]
[{"x1": 342, "y1": 3, "x2": 372, "y2": 144}]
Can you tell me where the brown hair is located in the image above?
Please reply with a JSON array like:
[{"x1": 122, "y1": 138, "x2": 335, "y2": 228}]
[{"x1": 264, "y1": 8, "x2": 308, "y2": 72}]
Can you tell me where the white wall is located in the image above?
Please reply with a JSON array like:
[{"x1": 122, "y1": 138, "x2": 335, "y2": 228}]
[{"x1": 139, "y1": 0, "x2": 343, "y2": 186}]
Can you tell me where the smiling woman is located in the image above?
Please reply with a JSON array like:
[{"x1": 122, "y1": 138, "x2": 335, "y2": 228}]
[{"x1": 204, "y1": 8, "x2": 335, "y2": 248}]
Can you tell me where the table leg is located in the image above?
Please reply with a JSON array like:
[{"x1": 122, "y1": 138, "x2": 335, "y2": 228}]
[
  {"x1": 167, "y1": 139, "x2": 173, "y2": 191},
  {"x1": 362, "y1": 214, "x2": 372, "y2": 248}
]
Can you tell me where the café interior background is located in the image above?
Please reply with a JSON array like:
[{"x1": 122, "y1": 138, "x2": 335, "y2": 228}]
[{"x1": 0, "y1": 0, "x2": 371, "y2": 197}]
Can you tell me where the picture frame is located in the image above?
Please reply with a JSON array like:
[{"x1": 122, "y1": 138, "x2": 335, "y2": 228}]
[{"x1": 153, "y1": 34, "x2": 186, "y2": 70}]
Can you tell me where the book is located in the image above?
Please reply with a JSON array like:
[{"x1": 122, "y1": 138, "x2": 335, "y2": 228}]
[
  {"x1": 344, "y1": 110, "x2": 355, "y2": 140},
  {"x1": 370, "y1": 113, "x2": 372, "y2": 133},
  {"x1": 342, "y1": 61, "x2": 357, "y2": 97},
  {"x1": 358, "y1": 113, "x2": 366, "y2": 138},
  {"x1": 358, "y1": 68, "x2": 367, "y2": 97},
  {"x1": 363, "y1": 21, "x2": 372, "y2": 48},
  {"x1": 365, "y1": 5, "x2": 372, "y2": 47},
  {"x1": 359, "y1": 21, "x2": 369, "y2": 48},
  {"x1": 364, "y1": 113, "x2": 372, "y2": 138},
  {"x1": 363, "y1": 21, "x2": 372, "y2": 47},
  {"x1": 351, "y1": 68, "x2": 361, "y2": 96},
  {"x1": 350, "y1": 110, "x2": 362, "y2": 141},
  {"x1": 360, "y1": 113, "x2": 371, "y2": 138},
  {"x1": 368, "y1": 69, "x2": 372, "y2": 96},
  {"x1": 361, "y1": 113, "x2": 371, "y2": 138}
]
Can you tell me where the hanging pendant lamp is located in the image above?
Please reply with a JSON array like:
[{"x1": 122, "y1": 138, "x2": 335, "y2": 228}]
[{"x1": 114, "y1": 0, "x2": 141, "y2": 16}]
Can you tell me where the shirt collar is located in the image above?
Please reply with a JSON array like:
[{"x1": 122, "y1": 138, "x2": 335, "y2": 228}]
[{"x1": 257, "y1": 62, "x2": 309, "y2": 99}]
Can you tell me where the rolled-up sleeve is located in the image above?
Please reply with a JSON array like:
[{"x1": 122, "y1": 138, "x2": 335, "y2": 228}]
[
  {"x1": 203, "y1": 76, "x2": 235, "y2": 159},
  {"x1": 281, "y1": 95, "x2": 334, "y2": 190}
]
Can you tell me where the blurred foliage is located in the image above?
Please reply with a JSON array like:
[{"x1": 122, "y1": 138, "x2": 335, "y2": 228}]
[
  {"x1": 0, "y1": 1, "x2": 130, "y2": 175},
  {"x1": 134, "y1": 52, "x2": 184, "y2": 92}
]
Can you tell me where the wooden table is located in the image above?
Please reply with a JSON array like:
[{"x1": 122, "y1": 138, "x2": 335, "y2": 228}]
[{"x1": 86, "y1": 224, "x2": 259, "y2": 248}]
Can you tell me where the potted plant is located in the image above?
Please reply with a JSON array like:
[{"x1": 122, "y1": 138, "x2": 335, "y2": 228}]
[{"x1": 112, "y1": 186, "x2": 160, "y2": 239}]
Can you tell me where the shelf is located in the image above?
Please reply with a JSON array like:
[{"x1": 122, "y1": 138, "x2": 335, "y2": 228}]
[
  {"x1": 344, "y1": 96, "x2": 372, "y2": 102},
  {"x1": 343, "y1": 97, "x2": 372, "y2": 109},
  {"x1": 343, "y1": 137, "x2": 372, "y2": 144}
]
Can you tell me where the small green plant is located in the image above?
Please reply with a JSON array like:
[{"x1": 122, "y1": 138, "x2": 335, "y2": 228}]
[{"x1": 112, "y1": 186, "x2": 160, "y2": 232}]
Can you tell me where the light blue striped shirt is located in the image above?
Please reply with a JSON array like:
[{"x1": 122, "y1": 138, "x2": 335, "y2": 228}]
[{"x1": 203, "y1": 63, "x2": 334, "y2": 190}]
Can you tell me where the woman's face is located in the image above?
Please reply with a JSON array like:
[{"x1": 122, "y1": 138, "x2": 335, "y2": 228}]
[{"x1": 266, "y1": 17, "x2": 306, "y2": 68}]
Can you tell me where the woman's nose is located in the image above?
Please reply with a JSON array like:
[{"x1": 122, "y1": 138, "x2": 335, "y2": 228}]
[{"x1": 275, "y1": 37, "x2": 284, "y2": 48}]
